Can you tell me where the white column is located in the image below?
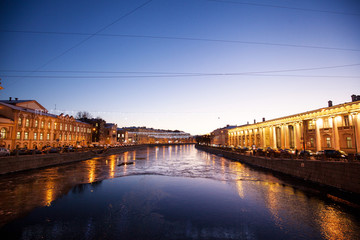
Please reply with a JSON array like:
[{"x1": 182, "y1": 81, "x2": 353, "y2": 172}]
[{"x1": 315, "y1": 119, "x2": 322, "y2": 152}]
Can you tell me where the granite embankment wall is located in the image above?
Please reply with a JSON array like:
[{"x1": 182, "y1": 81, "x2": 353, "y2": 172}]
[
  {"x1": 0, "y1": 143, "x2": 194, "y2": 175},
  {"x1": 196, "y1": 145, "x2": 360, "y2": 195}
]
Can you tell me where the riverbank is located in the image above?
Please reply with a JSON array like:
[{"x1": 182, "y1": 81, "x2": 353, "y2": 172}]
[
  {"x1": 0, "y1": 143, "x2": 194, "y2": 175},
  {"x1": 196, "y1": 144, "x2": 360, "y2": 196}
]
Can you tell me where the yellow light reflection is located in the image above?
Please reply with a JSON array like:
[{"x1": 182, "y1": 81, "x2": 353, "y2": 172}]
[
  {"x1": 45, "y1": 180, "x2": 55, "y2": 207},
  {"x1": 155, "y1": 147, "x2": 158, "y2": 160},
  {"x1": 87, "y1": 159, "x2": 96, "y2": 183},
  {"x1": 108, "y1": 155, "x2": 116, "y2": 178},
  {"x1": 318, "y1": 204, "x2": 354, "y2": 240},
  {"x1": 133, "y1": 151, "x2": 136, "y2": 161}
]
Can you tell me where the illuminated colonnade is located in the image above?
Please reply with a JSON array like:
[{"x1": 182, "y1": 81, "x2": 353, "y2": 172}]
[{"x1": 228, "y1": 101, "x2": 360, "y2": 154}]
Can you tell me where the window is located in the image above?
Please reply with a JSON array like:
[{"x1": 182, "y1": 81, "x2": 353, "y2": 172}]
[
  {"x1": 310, "y1": 138, "x2": 314, "y2": 147},
  {"x1": 35, "y1": 120, "x2": 38, "y2": 128},
  {"x1": 64, "y1": 135, "x2": 67, "y2": 141},
  {"x1": 41, "y1": 121, "x2": 44, "y2": 128},
  {"x1": 323, "y1": 118, "x2": 329, "y2": 128},
  {"x1": 77, "y1": 127, "x2": 79, "y2": 132},
  {"x1": 60, "y1": 124, "x2": 62, "y2": 130},
  {"x1": 24, "y1": 132, "x2": 29, "y2": 140},
  {"x1": 34, "y1": 133, "x2": 37, "y2": 140},
  {"x1": 59, "y1": 134, "x2": 62, "y2": 141},
  {"x1": 346, "y1": 137, "x2": 352, "y2": 148},
  {"x1": 308, "y1": 120, "x2": 315, "y2": 130},
  {"x1": 25, "y1": 119, "x2": 30, "y2": 127},
  {"x1": 18, "y1": 117, "x2": 22, "y2": 126},
  {"x1": 69, "y1": 135, "x2": 72, "y2": 141},
  {"x1": 55, "y1": 123, "x2": 57, "y2": 130},
  {"x1": 0, "y1": 128, "x2": 6, "y2": 139},
  {"x1": 53, "y1": 134, "x2": 56, "y2": 141},
  {"x1": 48, "y1": 122, "x2": 51, "y2": 129},
  {"x1": 344, "y1": 115, "x2": 350, "y2": 127},
  {"x1": 40, "y1": 133, "x2": 43, "y2": 140},
  {"x1": 47, "y1": 133, "x2": 50, "y2": 141},
  {"x1": 65, "y1": 124, "x2": 67, "y2": 131},
  {"x1": 326, "y1": 137, "x2": 331, "y2": 148},
  {"x1": 16, "y1": 131, "x2": 21, "y2": 140},
  {"x1": 70, "y1": 125, "x2": 72, "y2": 131}
]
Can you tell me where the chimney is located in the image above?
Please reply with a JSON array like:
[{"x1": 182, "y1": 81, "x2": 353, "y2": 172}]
[
  {"x1": 15, "y1": 97, "x2": 18, "y2": 101},
  {"x1": 351, "y1": 94, "x2": 357, "y2": 102},
  {"x1": 262, "y1": 117, "x2": 265, "y2": 122},
  {"x1": 254, "y1": 119, "x2": 256, "y2": 124},
  {"x1": 9, "y1": 97, "x2": 12, "y2": 101},
  {"x1": 247, "y1": 121, "x2": 249, "y2": 125},
  {"x1": 328, "y1": 100, "x2": 333, "y2": 107}
]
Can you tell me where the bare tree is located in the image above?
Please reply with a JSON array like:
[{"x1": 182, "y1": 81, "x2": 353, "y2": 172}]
[{"x1": 75, "y1": 111, "x2": 92, "y2": 120}]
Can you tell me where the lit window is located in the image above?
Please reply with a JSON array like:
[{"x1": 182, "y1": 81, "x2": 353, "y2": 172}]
[
  {"x1": 69, "y1": 135, "x2": 72, "y2": 141},
  {"x1": 16, "y1": 131, "x2": 21, "y2": 140},
  {"x1": 346, "y1": 137, "x2": 352, "y2": 148},
  {"x1": 60, "y1": 124, "x2": 62, "y2": 130},
  {"x1": 24, "y1": 132, "x2": 29, "y2": 140},
  {"x1": 59, "y1": 134, "x2": 62, "y2": 141},
  {"x1": 34, "y1": 133, "x2": 37, "y2": 140},
  {"x1": 70, "y1": 125, "x2": 72, "y2": 131},
  {"x1": 0, "y1": 128, "x2": 6, "y2": 139},
  {"x1": 65, "y1": 124, "x2": 67, "y2": 131},
  {"x1": 40, "y1": 133, "x2": 43, "y2": 140},
  {"x1": 64, "y1": 135, "x2": 67, "y2": 141},
  {"x1": 25, "y1": 119, "x2": 30, "y2": 127},
  {"x1": 77, "y1": 127, "x2": 79, "y2": 132},
  {"x1": 326, "y1": 137, "x2": 331, "y2": 148},
  {"x1": 47, "y1": 133, "x2": 50, "y2": 141},
  {"x1": 344, "y1": 116, "x2": 350, "y2": 127},
  {"x1": 323, "y1": 118, "x2": 329, "y2": 128},
  {"x1": 308, "y1": 120, "x2": 315, "y2": 130},
  {"x1": 41, "y1": 121, "x2": 44, "y2": 128},
  {"x1": 310, "y1": 138, "x2": 314, "y2": 147},
  {"x1": 18, "y1": 117, "x2": 22, "y2": 126},
  {"x1": 35, "y1": 120, "x2": 38, "y2": 128},
  {"x1": 48, "y1": 122, "x2": 51, "y2": 129}
]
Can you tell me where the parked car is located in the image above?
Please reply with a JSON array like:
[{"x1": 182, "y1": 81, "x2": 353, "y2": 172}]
[
  {"x1": 64, "y1": 146, "x2": 74, "y2": 152},
  {"x1": 299, "y1": 150, "x2": 314, "y2": 158},
  {"x1": 0, "y1": 147, "x2": 10, "y2": 156},
  {"x1": 316, "y1": 150, "x2": 347, "y2": 160},
  {"x1": 255, "y1": 148, "x2": 265, "y2": 156},
  {"x1": 26, "y1": 149, "x2": 42, "y2": 154}
]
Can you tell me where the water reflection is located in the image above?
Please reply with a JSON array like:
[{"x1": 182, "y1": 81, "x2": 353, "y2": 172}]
[{"x1": 0, "y1": 145, "x2": 359, "y2": 240}]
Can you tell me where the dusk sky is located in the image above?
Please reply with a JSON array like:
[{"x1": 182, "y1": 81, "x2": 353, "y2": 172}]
[{"x1": 1, "y1": 0, "x2": 360, "y2": 135}]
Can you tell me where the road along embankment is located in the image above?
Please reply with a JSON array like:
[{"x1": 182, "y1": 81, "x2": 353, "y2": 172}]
[
  {"x1": 196, "y1": 144, "x2": 360, "y2": 195},
  {"x1": 0, "y1": 144, "x2": 194, "y2": 175}
]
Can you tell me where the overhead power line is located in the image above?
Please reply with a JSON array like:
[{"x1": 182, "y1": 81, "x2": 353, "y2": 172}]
[
  {"x1": 2, "y1": 30, "x2": 360, "y2": 52},
  {"x1": 2, "y1": 74, "x2": 359, "y2": 79},
  {"x1": 208, "y1": 0, "x2": 360, "y2": 16},
  {"x1": 4, "y1": 0, "x2": 153, "y2": 88},
  {"x1": 1, "y1": 63, "x2": 359, "y2": 75}
]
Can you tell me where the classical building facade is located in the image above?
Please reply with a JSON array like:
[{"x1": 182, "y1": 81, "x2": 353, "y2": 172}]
[
  {"x1": 210, "y1": 125, "x2": 237, "y2": 146},
  {"x1": 117, "y1": 127, "x2": 193, "y2": 144},
  {"x1": 0, "y1": 99, "x2": 92, "y2": 149},
  {"x1": 228, "y1": 97, "x2": 360, "y2": 154}
]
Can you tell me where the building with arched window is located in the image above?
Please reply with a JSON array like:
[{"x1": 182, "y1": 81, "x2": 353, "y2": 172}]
[
  {"x1": 0, "y1": 98, "x2": 92, "y2": 150},
  {"x1": 228, "y1": 96, "x2": 360, "y2": 154}
]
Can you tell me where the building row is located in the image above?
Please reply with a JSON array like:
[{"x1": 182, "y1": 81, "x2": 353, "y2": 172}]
[
  {"x1": 210, "y1": 95, "x2": 360, "y2": 154},
  {"x1": 0, "y1": 98, "x2": 193, "y2": 150}
]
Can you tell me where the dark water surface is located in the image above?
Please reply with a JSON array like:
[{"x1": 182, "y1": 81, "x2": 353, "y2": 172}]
[{"x1": 1, "y1": 145, "x2": 360, "y2": 239}]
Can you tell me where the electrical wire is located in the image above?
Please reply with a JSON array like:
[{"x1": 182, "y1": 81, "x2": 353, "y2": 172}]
[
  {"x1": 208, "y1": 0, "x2": 360, "y2": 16},
  {"x1": 2, "y1": 30, "x2": 359, "y2": 52}
]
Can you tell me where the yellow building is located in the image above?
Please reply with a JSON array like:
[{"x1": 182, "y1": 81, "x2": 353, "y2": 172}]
[
  {"x1": 0, "y1": 99, "x2": 92, "y2": 150},
  {"x1": 228, "y1": 98, "x2": 360, "y2": 154}
]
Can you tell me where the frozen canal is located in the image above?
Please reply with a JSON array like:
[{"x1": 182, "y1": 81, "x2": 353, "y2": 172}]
[{"x1": 0, "y1": 144, "x2": 360, "y2": 239}]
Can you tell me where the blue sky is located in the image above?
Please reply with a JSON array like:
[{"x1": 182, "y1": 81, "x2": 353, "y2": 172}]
[{"x1": 1, "y1": 0, "x2": 360, "y2": 135}]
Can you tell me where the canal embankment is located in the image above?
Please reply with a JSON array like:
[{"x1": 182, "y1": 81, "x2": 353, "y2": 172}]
[
  {"x1": 196, "y1": 144, "x2": 360, "y2": 195},
  {"x1": 0, "y1": 143, "x2": 194, "y2": 175}
]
